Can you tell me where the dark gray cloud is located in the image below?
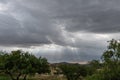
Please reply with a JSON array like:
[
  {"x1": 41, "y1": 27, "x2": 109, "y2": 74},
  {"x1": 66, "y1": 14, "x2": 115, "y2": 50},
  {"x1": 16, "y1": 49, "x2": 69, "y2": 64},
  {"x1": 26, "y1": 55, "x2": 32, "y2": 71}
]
[
  {"x1": 0, "y1": 13, "x2": 52, "y2": 46},
  {"x1": 0, "y1": 0, "x2": 119, "y2": 62},
  {"x1": 51, "y1": 0, "x2": 120, "y2": 33},
  {"x1": 61, "y1": 10, "x2": 120, "y2": 33}
]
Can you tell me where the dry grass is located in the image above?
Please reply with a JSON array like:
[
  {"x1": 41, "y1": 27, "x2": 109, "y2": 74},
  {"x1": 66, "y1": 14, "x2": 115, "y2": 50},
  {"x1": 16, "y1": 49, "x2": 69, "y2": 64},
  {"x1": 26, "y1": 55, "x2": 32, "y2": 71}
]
[
  {"x1": 27, "y1": 74, "x2": 67, "y2": 80},
  {"x1": 0, "y1": 73, "x2": 67, "y2": 80}
]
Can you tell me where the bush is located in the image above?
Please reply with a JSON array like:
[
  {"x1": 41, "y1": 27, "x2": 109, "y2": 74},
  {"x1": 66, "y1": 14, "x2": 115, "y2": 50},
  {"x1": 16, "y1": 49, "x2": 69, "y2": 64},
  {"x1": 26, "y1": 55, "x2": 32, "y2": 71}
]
[
  {"x1": 59, "y1": 64, "x2": 87, "y2": 80},
  {"x1": 85, "y1": 71, "x2": 104, "y2": 80}
]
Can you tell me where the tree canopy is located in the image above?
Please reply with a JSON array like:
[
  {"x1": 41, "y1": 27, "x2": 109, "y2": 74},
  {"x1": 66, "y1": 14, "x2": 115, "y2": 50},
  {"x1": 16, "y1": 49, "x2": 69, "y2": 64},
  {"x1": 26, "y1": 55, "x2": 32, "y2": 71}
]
[
  {"x1": 59, "y1": 63, "x2": 87, "y2": 80},
  {"x1": 0, "y1": 50, "x2": 50, "y2": 80},
  {"x1": 101, "y1": 39, "x2": 120, "y2": 80}
]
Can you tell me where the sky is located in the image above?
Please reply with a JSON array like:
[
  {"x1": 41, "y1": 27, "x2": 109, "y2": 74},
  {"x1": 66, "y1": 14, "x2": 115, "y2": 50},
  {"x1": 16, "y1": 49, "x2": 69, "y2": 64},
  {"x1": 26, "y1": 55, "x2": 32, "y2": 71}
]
[{"x1": 0, "y1": 0, "x2": 120, "y2": 63}]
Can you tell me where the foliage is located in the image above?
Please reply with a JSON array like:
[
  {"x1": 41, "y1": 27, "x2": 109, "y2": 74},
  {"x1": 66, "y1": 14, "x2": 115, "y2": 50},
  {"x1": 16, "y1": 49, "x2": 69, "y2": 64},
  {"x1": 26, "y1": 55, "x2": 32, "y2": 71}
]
[
  {"x1": 0, "y1": 50, "x2": 50, "y2": 80},
  {"x1": 85, "y1": 73, "x2": 103, "y2": 80},
  {"x1": 87, "y1": 60, "x2": 102, "y2": 75},
  {"x1": 101, "y1": 39, "x2": 120, "y2": 80},
  {"x1": 85, "y1": 39, "x2": 120, "y2": 80},
  {"x1": 59, "y1": 64, "x2": 87, "y2": 80},
  {"x1": 0, "y1": 74, "x2": 11, "y2": 80},
  {"x1": 89, "y1": 60, "x2": 101, "y2": 69}
]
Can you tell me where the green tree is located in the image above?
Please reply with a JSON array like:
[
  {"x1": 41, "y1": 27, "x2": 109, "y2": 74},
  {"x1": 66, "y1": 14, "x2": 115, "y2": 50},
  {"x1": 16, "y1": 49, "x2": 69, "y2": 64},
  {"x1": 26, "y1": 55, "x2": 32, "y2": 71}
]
[
  {"x1": 101, "y1": 39, "x2": 120, "y2": 80},
  {"x1": 89, "y1": 60, "x2": 100, "y2": 69},
  {"x1": 59, "y1": 64, "x2": 87, "y2": 80},
  {"x1": 87, "y1": 60, "x2": 102, "y2": 75},
  {"x1": 0, "y1": 50, "x2": 50, "y2": 80}
]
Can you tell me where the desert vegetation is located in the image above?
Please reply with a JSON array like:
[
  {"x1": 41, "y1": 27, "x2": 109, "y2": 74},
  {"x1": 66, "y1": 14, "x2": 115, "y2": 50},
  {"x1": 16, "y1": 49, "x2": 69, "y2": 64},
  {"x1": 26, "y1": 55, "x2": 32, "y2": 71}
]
[{"x1": 0, "y1": 39, "x2": 120, "y2": 80}]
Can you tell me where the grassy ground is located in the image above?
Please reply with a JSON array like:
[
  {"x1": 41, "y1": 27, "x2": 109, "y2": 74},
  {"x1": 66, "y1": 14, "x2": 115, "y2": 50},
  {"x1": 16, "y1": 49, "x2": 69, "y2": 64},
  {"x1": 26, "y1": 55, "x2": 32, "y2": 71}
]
[
  {"x1": 28, "y1": 74, "x2": 67, "y2": 80},
  {"x1": 0, "y1": 74, "x2": 10, "y2": 80},
  {"x1": 0, "y1": 74, "x2": 67, "y2": 80}
]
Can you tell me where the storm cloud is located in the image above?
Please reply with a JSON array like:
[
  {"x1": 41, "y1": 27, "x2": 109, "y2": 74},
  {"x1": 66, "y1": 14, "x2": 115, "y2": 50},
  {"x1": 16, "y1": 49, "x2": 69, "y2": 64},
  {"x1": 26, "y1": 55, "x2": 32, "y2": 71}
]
[{"x1": 0, "y1": 0, "x2": 120, "y2": 62}]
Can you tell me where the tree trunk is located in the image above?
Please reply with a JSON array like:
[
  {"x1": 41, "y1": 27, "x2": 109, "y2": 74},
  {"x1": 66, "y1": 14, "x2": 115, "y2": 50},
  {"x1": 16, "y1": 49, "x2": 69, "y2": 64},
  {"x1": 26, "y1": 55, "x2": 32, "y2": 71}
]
[
  {"x1": 16, "y1": 73, "x2": 21, "y2": 80},
  {"x1": 23, "y1": 74, "x2": 27, "y2": 80}
]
